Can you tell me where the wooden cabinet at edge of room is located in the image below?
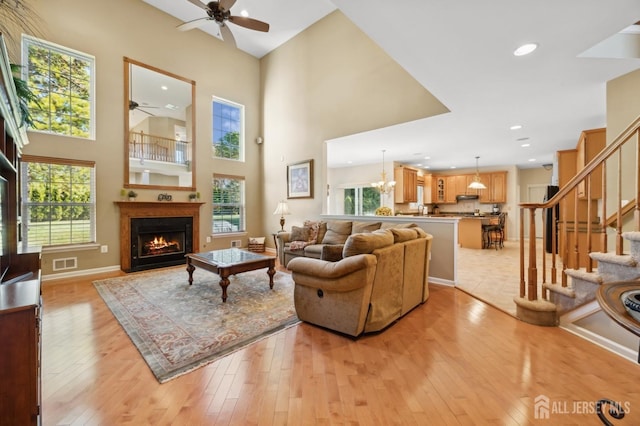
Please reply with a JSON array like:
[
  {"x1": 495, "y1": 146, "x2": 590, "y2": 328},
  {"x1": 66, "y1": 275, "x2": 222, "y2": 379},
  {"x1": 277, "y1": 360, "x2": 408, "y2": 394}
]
[
  {"x1": 394, "y1": 166, "x2": 418, "y2": 203},
  {"x1": 576, "y1": 128, "x2": 605, "y2": 199}
]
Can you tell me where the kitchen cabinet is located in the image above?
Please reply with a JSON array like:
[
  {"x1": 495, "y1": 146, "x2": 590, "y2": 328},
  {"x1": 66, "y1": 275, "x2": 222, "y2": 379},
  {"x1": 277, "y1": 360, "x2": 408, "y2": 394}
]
[
  {"x1": 576, "y1": 128, "x2": 605, "y2": 199},
  {"x1": 444, "y1": 175, "x2": 459, "y2": 203},
  {"x1": 394, "y1": 166, "x2": 418, "y2": 203},
  {"x1": 422, "y1": 174, "x2": 432, "y2": 204},
  {"x1": 478, "y1": 171, "x2": 507, "y2": 203},
  {"x1": 432, "y1": 176, "x2": 446, "y2": 204}
]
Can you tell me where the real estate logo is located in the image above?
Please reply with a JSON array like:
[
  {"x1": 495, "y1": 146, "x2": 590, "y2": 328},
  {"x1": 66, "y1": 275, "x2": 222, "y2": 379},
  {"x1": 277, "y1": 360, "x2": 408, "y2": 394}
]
[
  {"x1": 534, "y1": 395, "x2": 550, "y2": 419},
  {"x1": 534, "y1": 394, "x2": 630, "y2": 421}
]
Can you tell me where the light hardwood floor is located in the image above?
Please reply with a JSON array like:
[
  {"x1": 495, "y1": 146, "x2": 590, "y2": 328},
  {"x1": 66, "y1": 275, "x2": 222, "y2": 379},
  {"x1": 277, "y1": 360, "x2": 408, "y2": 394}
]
[{"x1": 41, "y1": 268, "x2": 640, "y2": 425}]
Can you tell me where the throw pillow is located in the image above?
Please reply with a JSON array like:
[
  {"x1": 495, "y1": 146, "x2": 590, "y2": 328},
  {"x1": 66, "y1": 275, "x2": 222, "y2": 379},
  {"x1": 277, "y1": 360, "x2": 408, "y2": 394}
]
[
  {"x1": 290, "y1": 225, "x2": 310, "y2": 242},
  {"x1": 321, "y1": 244, "x2": 344, "y2": 262},
  {"x1": 352, "y1": 221, "x2": 382, "y2": 233},
  {"x1": 390, "y1": 228, "x2": 418, "y2": 243},
  {"x1": 303, "y1": 220, "x2": 321, "y2": 244},
  {"x1": 342, "y1": 229, "x2": 394, "y2": 258},
  {"x1": 321, "y1": 220, "x2": 353, "y2": 245}
]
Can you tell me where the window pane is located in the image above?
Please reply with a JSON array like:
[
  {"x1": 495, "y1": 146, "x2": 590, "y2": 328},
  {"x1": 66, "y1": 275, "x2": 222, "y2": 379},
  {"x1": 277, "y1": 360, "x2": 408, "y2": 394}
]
[
  {"x1": 23, "y1": 36, "x2": 95, "y2": 139},
  {"x1": 212, "y1": 98, "x2": 243, "y2": 160},
  {"x1": 21, "y1": 160, "x2": 96, "y2": 248},
  {"x1": 212, "y1": 177, "x2": 245, "y2": 234}
]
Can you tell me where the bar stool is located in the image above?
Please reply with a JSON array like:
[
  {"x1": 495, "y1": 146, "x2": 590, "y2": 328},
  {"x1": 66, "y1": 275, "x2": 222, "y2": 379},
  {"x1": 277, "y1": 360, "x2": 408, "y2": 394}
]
[{"x1": 482, "y1": 213, "x2": 505, "y2": 250}]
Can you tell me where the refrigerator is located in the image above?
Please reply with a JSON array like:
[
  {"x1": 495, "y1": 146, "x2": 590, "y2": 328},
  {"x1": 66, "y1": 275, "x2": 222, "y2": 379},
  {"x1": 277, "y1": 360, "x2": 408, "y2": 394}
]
[{"x1": 544, "y1": 185, "x2": 560, "y2": 253}]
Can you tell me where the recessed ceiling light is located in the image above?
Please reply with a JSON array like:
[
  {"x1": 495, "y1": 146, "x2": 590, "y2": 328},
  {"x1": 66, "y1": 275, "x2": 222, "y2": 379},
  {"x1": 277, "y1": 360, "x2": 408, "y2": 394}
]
[
  {"x1": 424, "y1": 156, "x2": 431, "y2": 160},
  {"x1": 510, "y1": 125, "x2": 522, "y2": 130},
  {"x1": 450, "y1": 166, "x2": 456, "y2": 169},
  {"x1": 160, "y1": 85, "x2": 168, "y2": 91},
  {"x1": 528, "y1": 158, "x2": 536, "y2": 162},
  {"x1": 416, "y1": 163, "x2": 422, "y2": 167},
  {"x1": 514, "y1": 43, "x2": 538, "y2": 56},
  {"x1": 240, "y1": 9, "x2": 249, "y2": 17},
  {"x1": 521, "y1": 143, "x2": 530, "y2": 147}
]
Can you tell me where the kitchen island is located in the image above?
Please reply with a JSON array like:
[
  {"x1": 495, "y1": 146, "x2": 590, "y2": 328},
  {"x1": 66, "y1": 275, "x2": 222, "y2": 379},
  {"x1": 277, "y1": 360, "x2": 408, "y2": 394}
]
[{"x1": 457, "y1": 214, "x2": 506, "y2": 249}]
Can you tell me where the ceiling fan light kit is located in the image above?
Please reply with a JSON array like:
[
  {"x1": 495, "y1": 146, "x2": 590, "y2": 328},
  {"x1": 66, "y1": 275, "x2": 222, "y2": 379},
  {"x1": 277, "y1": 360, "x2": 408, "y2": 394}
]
[{"x1": 178, "y1": 0, "x2": 270, "y2": 47}]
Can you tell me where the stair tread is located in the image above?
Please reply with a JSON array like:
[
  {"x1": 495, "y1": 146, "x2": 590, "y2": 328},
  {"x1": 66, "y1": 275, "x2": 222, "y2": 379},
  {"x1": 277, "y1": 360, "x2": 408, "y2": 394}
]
[
  {"x1": 589, "y1": 252, "x2": 637, "y2": 267},
  {"x1": 543, "y1": 282, "x2": 576, "y2": 298},
  {"x1": 622, "y1": 231, "x2": 640, "y2": 242},
  {"x1": 563, "y1": 268, "x2": 604, "y2": 283}
]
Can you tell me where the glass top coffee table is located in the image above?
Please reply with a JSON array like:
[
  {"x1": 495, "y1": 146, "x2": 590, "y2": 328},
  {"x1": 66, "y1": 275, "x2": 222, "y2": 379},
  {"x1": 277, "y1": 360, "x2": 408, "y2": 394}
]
[{"x1": 185, "y1": 248, "x2": 276, "y2": 302}]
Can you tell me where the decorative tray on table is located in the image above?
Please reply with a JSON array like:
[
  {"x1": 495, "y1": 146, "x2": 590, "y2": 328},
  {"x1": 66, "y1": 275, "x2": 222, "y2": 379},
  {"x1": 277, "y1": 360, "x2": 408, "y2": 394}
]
[{"x1": 621, "y1": 290, "x2": 640, "y2": 322}]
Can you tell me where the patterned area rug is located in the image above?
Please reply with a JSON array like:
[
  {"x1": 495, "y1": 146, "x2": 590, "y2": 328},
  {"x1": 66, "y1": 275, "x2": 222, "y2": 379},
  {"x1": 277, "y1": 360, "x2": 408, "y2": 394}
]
[{"x1": 93, "y1": 266, "x2": 299, "y2": 383}]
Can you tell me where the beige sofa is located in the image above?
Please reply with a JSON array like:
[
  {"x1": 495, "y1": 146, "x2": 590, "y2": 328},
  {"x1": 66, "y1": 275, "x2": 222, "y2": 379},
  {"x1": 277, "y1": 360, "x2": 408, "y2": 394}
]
[
  {"x1": 286, "y1": 225, "x2": 433, "y2": 337},
  {"x1": 276, "y1": 220, "x2": 414, "y2": 268}
]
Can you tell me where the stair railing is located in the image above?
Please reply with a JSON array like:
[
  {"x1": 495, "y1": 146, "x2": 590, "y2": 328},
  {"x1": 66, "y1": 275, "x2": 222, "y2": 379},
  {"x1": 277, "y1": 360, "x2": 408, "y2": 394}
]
[{"x1": 518, "y1": 115, "x2": 640, "y2": 303}]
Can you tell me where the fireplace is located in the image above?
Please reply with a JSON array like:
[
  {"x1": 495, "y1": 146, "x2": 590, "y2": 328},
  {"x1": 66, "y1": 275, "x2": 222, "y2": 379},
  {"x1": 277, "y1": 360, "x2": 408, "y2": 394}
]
[
  {"x1": 115, "y1": 201, "x2": 204, "y2": 273},
  {"x1": 130, "y1": 217, "x2": 192, "y2": 271}
]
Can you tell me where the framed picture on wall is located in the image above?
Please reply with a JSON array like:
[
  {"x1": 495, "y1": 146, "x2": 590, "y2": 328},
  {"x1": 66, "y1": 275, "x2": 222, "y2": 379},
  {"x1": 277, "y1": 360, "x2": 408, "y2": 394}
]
[{"x1": 287, "y1": 159, "x2": 314, "y2": 199}]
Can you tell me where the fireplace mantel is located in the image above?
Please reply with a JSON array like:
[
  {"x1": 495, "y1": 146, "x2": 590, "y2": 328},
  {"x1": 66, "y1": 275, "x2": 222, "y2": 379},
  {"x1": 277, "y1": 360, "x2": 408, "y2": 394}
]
[{"x1": 115, "y1": 201, "x2": 205, "y2": 272}]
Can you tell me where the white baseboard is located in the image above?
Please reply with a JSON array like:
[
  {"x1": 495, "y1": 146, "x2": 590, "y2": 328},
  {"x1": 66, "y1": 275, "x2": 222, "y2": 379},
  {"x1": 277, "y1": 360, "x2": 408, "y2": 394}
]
[{"x1": 42, "y1": 265, "x2": 121, "y2": 282}]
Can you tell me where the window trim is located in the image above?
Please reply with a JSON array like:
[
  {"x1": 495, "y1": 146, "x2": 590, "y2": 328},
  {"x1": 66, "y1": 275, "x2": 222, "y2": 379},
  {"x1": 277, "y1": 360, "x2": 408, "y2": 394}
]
[
  {"x1": 212, "y1": 96, "x2": 244, "y2": 162},
  {"x1": 212, "y1": 174, "x2": 246, "y2": 235},
  {"x1": 20, "y1": 155, "x2": 97, "y2": 250},
  {"x1": 21, "y1": 35, "x2": 96, "y2": 140}
]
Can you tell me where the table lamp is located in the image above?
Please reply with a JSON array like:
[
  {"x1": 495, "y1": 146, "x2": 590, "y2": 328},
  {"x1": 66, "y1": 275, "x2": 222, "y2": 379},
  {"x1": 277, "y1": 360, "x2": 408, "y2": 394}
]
[{"x1": 273, "y1": 201, "x2": 290, "y2": 232}]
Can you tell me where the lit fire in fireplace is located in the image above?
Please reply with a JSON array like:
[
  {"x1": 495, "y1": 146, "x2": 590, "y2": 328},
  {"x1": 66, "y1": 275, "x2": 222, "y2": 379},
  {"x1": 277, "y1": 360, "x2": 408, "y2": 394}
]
[{"x1": 141, "y1": 235, "x2": 182, "y2": 256}]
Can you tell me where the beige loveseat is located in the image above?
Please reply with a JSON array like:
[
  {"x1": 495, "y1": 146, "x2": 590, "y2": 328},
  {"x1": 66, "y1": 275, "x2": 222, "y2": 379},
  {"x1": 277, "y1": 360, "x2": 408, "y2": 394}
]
[{"x1": 286, "y1": 225, "x2": 433, "y2": 337}]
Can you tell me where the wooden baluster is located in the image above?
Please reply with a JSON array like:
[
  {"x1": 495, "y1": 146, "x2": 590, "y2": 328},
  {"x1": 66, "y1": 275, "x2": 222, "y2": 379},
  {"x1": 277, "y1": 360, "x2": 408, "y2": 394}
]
[
  {"x1": 561, "y1": 197, "x2": 568, "y2": 287},
  {"x1": 527, "y1": 207, "x2": 537, "y2": 301},
  {"x1": 636, "y1": 129, "x2": 640, "y2": 230},
  {"x1": 601, "y1": 159, "x2": 607, "y2": 256},
  {"x1": 551, "y1": 203, "x2": 557, "y2": 284},
  {"x1": 586, "y1": 173, "x2": 593, "y2": 273},
  {"x1": 573, "y1": 184, "x2": 579, "y2": 269},
  {"x1": 617, "y1": 149, "x2": 623, "y2": 255},
  {"x1": 542, "y1": 205, "x2": 547, "y2": 287},
  {"x1": 519, "y1": 207, "x2": 525, "y2": 298}
]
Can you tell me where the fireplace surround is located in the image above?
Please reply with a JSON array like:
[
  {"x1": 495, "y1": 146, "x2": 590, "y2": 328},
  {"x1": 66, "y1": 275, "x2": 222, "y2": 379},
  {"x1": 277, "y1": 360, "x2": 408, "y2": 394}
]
[{"x1": 115, "y1": 201, "x2": 204, "y2": 272}]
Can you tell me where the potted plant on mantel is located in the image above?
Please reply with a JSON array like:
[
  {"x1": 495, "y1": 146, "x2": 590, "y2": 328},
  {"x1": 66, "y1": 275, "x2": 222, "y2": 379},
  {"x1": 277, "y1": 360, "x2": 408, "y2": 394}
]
[
  {"x1": 127, "y1": 190, "x2": 138, "y2": 201},
  {"x1": 189, "y1": 192, "x2": 200, "y2": 202}
]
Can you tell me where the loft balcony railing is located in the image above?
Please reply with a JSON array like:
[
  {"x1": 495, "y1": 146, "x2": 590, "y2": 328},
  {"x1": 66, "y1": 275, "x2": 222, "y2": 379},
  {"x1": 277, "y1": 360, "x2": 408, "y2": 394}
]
[
  {"x1": 518, "y1": 115, "x2": 640, "y2": 305},
  {"x1": 129, "y1": 131, "x2": 192, "y2": 166}
]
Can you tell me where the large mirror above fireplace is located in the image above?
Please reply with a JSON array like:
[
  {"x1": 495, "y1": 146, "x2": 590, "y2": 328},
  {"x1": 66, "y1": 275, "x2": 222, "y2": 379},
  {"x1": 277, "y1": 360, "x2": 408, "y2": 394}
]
[{"x1": 124, "y1": 57, "x2": 196, "y2": 191}]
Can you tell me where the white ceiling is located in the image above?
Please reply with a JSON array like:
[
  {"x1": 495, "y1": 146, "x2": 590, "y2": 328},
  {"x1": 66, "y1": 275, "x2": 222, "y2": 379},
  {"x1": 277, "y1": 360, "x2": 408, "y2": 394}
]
[{"x1": 143, "y1": 0, "x2": 640, "y2": 172}]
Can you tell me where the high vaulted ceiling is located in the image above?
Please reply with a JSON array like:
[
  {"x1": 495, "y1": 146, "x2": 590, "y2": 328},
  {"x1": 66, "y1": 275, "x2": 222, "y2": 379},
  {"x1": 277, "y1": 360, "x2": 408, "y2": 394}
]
[{"x1": 144, "y1": 0, "x2": 640, "y2": 171}]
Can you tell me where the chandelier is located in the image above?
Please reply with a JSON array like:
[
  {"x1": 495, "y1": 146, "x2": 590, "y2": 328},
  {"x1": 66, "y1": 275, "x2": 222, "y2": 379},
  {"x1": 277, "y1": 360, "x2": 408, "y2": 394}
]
[
  {"x1": 371, "y1": 149, "x2": 396, "y2": 194},
  {"x1": 468, "y1": 156, "x2": 487, "y2": 190}
]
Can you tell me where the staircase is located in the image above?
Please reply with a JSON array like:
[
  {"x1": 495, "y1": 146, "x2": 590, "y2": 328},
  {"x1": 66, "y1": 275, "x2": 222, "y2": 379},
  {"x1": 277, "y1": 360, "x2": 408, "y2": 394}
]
[{"x1": 514, "y1": 115, "x2": 640, "y2": 333}]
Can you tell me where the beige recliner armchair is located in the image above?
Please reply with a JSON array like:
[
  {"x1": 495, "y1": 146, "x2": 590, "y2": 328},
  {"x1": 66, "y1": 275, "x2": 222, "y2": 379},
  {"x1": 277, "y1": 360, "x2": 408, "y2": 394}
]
[{"x1": 288, "y1": 228, "x2": 432, "y2": 337}]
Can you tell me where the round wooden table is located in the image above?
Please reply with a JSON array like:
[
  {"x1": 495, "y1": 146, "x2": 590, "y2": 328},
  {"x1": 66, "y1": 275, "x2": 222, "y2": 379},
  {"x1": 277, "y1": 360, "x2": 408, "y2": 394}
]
[{"x1": 596, "y1": 281, "x2": 640, "y2": 362}]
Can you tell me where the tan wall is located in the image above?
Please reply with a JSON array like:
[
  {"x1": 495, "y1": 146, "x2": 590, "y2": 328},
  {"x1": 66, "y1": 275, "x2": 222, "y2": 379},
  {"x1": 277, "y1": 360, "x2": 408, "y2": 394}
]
[
  {"x1": 15, "y1": 0, "x2": 263, "y2": 275},
  {"x1": 260, "y1": 11, "x2": 448, "y2": 236},
  {"x1": 605, "y1": 69, "x2": 640, "y2": 251}
]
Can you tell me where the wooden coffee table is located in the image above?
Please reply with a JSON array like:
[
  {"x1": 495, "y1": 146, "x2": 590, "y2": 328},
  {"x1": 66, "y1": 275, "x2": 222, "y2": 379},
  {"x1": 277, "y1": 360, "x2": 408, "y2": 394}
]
[{"x1": 185, "y1": 248, "x2": 276, "y2": 302}]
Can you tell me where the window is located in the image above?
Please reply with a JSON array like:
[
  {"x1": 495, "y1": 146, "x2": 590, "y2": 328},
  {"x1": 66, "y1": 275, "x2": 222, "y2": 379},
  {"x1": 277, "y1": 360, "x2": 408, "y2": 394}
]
[
  {"x1": 22, "y1": 35, "x2": 95, "y2": 139},
  {"x1": 212, "y1": 175, "x2": 245, "y2": 234},
  {"x1": 343, "y1": 186, "x2": 381, "y2": 215},
  {"x1": 20, "y1": 156, "x2": 96, "y2": 248},
  {"x1": 212, "y1": 97, "x2": 243, "y2": 160}
]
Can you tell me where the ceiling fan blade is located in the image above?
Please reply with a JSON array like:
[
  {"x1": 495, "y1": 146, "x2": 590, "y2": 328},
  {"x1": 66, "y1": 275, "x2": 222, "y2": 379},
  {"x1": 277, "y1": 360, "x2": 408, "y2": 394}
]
[
  {"x1": 186, "y1": 0, "x2": 208, "y2": 10},
  {"x1": 228, "y1": 16, "x2": 269, "y2": 32},
  {"x1": 219, "y1": 23, "x2": 237, "y2": 48},
  {"x1": 219, "y1": 0, "x2": 237, "y2": 12},
  {"x1": 177, "y1": 17, "x2": 209, "y2": 31}
]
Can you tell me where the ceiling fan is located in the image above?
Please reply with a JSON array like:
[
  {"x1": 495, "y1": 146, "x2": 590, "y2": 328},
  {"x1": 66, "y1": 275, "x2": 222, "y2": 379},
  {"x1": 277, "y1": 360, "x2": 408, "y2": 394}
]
[
  {"x1": 177, "y1": 0, "x2": 270, "y2": 47},
  {"x1": 128, "y1": 100, "x2": 159, "y2": 116}
]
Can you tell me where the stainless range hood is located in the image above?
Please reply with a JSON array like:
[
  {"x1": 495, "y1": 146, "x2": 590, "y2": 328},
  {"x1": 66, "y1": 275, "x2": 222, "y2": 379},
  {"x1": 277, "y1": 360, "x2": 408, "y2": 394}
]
[{"x1": 456, "y1": 194, "x2": 479, "y2": 202}]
